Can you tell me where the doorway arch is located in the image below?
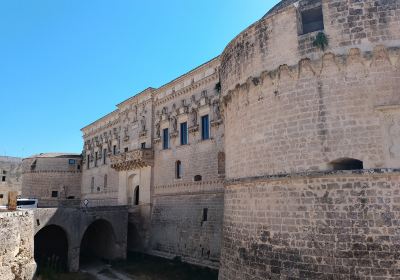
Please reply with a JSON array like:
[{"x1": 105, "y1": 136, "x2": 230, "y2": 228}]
[
  {"x1": 34, "y1": 225, "x2": 69, "y2": 273},
  {"x1": 79, "y1": 219, "x2": 117, "y2": 265}
]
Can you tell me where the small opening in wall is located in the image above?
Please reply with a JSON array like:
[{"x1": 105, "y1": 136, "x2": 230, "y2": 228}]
[
  {"x1": 301, "y1": 6, "x2": 324, "y2": 34},
  {"x1": 124, "y1": 147, "x2": 129, "y2": 153},
  {"x1": 202, "y1": 208, "x2": 208, "y2": 222},
  {"x1": 134, "y1": 186, "x2": 140, "y2": 206},
  {"x1": 176, "y1": 161, "x2": 182, "y2": 179},
  {"x1": 329, "y1": 158, "x2": 363, "y2": 171},
  {"x1": 77, "y1": 165, "x2": 81, "y2": 170},
  {"x1": 36, "y1": 219, "x2": 40, "y2": 226},
  {"x1": 0, "y1": 194, "x2": 3, "y2": 199},
  {"x1": 51, "y1": 191, "x2": 58, "y2": 198},
  {"x1": 1, "y1": 176, "x2": 5, "y2": 182},
  {"x1": 194, "y1": 175, "x2": 202, "y2": 182},
  {"x1": 67, "y1": 196, "x2": 75, "y2": 200}
]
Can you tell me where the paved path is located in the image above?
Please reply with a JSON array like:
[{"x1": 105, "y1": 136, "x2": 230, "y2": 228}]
[{"x1": 81, "y1": 262, "x2": 135, "y2": 280}]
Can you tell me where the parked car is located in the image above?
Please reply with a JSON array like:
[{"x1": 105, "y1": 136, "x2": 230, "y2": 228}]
[{"x1": 17, "y1": 198, "x2": 38, "y2": 209}]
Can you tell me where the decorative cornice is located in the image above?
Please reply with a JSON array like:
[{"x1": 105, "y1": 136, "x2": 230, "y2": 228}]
[{"x1": 154, "y1": 73, "x2": 219, "y2": 107}]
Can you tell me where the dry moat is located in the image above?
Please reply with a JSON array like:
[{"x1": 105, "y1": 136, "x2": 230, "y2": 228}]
[{"x1": 36, "y1": 252, "x2": 218, "y2": 280}]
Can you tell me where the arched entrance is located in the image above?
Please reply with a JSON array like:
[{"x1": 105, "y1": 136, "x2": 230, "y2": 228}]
[
  {"x1": 79, "y1": 219, "x2": 118, "y2": 265},
  {"x1": 34, "y1": 225, "x2": 68, "y2": 273},
  {"x1": 127, "y1": 174, "x2": 139, "y2": 206}
]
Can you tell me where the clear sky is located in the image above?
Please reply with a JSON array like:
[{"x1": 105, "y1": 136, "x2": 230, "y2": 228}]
[{"x1": 0, "y1": 0, "x2": 279, "y2": 158}]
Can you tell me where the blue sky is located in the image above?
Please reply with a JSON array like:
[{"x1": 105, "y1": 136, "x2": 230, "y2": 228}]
[{"x1": 0, "y1": 0, "x2": 278, "y2": 158}]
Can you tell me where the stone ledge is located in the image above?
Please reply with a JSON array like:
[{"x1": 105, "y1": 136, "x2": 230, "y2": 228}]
[{"x1": 226, "y1": 168, "x2": 400, "y2": 186}]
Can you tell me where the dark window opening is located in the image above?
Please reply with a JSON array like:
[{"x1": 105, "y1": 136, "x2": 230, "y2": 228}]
[
  {"x1": 202, "y1": 208, "x2": 208, "y2": 222},
  {"x1": 180, "y1": 122, "x2": 188, "y2": 145},
  {"x1": 113, "y1": 145, "x2": 117, "y2": 155},
  {"x1": 67, "y1": 196, "x2": 75, "y2": 199},
  {"x1": 1, "y1": 176, "x2": 5, "y2": 182},
  {"x1": 68, "y1": 159, "x2": 76, "y2": 165},
  {"x1": 124, "y1": 147, "x2": 129, "y2": 153},
  {"x1": 329, "y1": 158, "x2": 363, "y2": 171},
  {"x1": 134, "y1": 186, "x2": 140, "y2": 206},
  {"x1": 0, "y1": 194, "x2": 3, "y2": 199},
  {"x1": 95, "y1": 152, "x2": 98, "y2": 167},
  {"x1": 87, "y1": 155, "x2": 90, "y2": 169},
  {"x1": 51, "y1": 191, "x2": 58, "y2": 198},
  {"x1": 141, "y1": 142, "x2": 146, "y2": 149},
  {"x1": 77, "y1": 165, "x2": 81, "y2": 170},
  {"x1": 163, "y1": 128, "x2": 169, "y2": 150},
  {"x1": 103, "y1": 149, "x2": 107, "y2": 164},
  {"x1": 176, "y1": 161, "x2": 182, "y2": 179},
  {"x1": 2, "y1": 170, "x2": 6, "y2": 174},
  {"x1": 301, "y1": 6, "x2": 324, "y2": 34},
  {"x1": 201, "y1": 115, "x2": 210, "y2": 140},
  {"x1": 194, "y1": 175, "x2": 202, "y2": 182},
  {"x1": 91, "y1": 177, "x2": 94, "y2": 193},
  {"x1": 97, "y1": 187, "x2": 100, "y2": 192}
]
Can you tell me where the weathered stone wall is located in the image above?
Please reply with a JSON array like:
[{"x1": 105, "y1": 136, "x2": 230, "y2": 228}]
[
  {"x1": 219, "y1": 1, "x2": 400, "y2": 278},
  {"x1": 150, "y1": 190, "x2": 224, "y2": 269},
  {"x1": 22, "y1": 155, "x2": 82, "y2": 206},
  {"x1": 0, "y1": 157, "x2": 22, "y2": 206},
  {"x1": 220, "y1": 0, "x2": 400, "y2": 93},
  {"x1": 222, "y1": 46, "x2": 400, "y2": 179},
  {"x1": 0, "y1": 210, "x2": 36, "y2": 280},
  {"x1": 219, "y1": 170, "x2": 400, "y2": 279}
]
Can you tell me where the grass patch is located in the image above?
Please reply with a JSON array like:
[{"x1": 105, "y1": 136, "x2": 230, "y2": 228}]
[{"x1": 112, "y1": 252, "x2": 219, "y2": 280}]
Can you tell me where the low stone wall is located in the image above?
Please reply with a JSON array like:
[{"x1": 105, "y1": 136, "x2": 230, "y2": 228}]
[
  {"x1": 0, "y1": 211, "x2": 36, "y2": 280},
  {"x1": 219, "y1": 169, "x2": 400, "y2": 280}
]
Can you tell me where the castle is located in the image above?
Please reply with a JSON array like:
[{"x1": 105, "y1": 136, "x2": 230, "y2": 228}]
[{"x1": 15, "y1": 0, "x2": 400, "y2": 279}]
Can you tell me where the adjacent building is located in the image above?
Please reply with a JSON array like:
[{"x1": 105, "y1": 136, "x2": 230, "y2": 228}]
[
  {"x1": 21, "y1": 153, "x2": 82, "y2": 207},
  {"x1": 0, "y1": 157, "x2": 22, "y2": 206}
]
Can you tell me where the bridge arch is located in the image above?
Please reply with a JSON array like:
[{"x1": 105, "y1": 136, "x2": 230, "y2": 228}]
[
  {"x1": 79, "y1": 219, "x2": 118, "y2": 265},
  {"x1": 34, "y1": 224, "x2": 69, "y2": 273}
]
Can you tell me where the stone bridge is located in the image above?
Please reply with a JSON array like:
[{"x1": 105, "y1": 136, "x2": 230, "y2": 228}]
[{"x1": 33, "y1": 206, "x2": 128, "y2": 272}]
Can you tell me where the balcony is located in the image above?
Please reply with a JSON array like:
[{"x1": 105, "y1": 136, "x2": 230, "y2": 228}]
[{"x1": 110, "y1": 148, "x2": 154, "y2": 171}]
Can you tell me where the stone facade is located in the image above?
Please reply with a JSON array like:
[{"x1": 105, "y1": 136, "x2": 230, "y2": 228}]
[
  {"x1": 0, "y1": 157, "x2": 22, "y2": 206},
  {"x1": 79, "y1": 0, "x2": 400, "y2": 277},
  {"x1": 21, "y1": 153, "x2": 82, "y2": 207},
  {"x1": 0, "y1": 210, "x2": 36, "y2": 280}
]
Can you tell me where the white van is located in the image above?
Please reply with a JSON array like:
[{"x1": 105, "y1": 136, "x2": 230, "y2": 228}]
[{"x1": 17, "y1": 198, "x2": 38, "y2": 209}]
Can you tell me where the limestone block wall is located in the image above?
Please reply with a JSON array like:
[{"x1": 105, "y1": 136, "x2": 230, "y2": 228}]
[
  {"x1": 219, "y1": 170, "x2": 400, "y2": 280},
  {"x1": 21, "y1": 155, "x2": 82, "y2": 206},
  {"x1": 0, "y1": 210, "x2": 36, "y2": 280},
  {"x1": 220, "y1": 0, "x2": 400, "y2": 93},
  {"x1": 150, "y1": 191, "x2": 224, "y2": 269},
  {"x1": 222, "y1": 47, "x2": 400, "y2": 179}
]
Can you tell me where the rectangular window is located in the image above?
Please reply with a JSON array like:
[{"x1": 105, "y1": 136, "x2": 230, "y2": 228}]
[
  {"x1": 0, "y1": 194, "x2": 3, "y2": 199},
  {"x1": 87, "y1": 155, "x2": 90, "y2": 169},
  {"x1": 113, "y1": 145, "x2": 117, "y2": 155},
  {"x1": 124, "y1": 147, "x2": 129, "y2": 153},
  {"x1": 201, "y1": 115, "x2": 210, "y2": 140},
  {"x1": 95, "y1": 152, "x2": 98, "y2": 167},
  {"x1": 91, "y1": 177, "x2": 94, "y2": 193},
  {"x1": 163, "y1": 128, "x2": 169, "y2": 150},
  {"x1": 301, "y1": 6, "x2": 324, "y2": 34},
  {"x1": 68, "y1": 159, "x2": 76, "y2": 165},
  {"x1": 103, "y1": 149, "x2": 107, "y2": 164},
  {"x1": 1, "y1": 176, "x2": 5, "y2": 182},
  {"x1": 180, "y1": 122, "x2": 188, "y2": 145},
  {"x1": 141, "y1": 142, "x2": 146, "y2": 149},
  {"x1": 51, "y1": 191, "x2": 58, "y2": 198},
  {"x1": 202, "y1": 208, "x2": 208, "y2": 222}
]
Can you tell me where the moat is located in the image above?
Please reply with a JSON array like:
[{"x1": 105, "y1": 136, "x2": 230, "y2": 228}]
[{"x1": 37, "y1": 252, "x2": 218, "y2": 280}]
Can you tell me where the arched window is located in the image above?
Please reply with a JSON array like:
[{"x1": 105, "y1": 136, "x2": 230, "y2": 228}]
[
  {"x1": 329, "y1": 158, "x2": 363, "y2": 171},
  {"x1": 194, "y1": 175, "x2": 202, "y2": 182},
  {"x1": 176, "y1": 161, "x2": 182, "y2": 179},
  {"x1": 134, "y1": 186, "x2": 139, "y2": 206}
]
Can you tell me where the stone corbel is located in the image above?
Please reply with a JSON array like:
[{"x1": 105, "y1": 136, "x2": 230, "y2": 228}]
[
  {"x1": 211, "y1": 119, "x2": 223, "y2": 127},
  {"x1": 153, "y1": 138, "x2": 161, "y2": 144},
  {"x1": 170, "y1": 131, "x2": 178, "y2": 138}
]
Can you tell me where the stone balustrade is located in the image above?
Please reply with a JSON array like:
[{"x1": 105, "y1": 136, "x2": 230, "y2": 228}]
[{"x1": 110, "y1": 148, "x2": 154, "y2": 171}]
